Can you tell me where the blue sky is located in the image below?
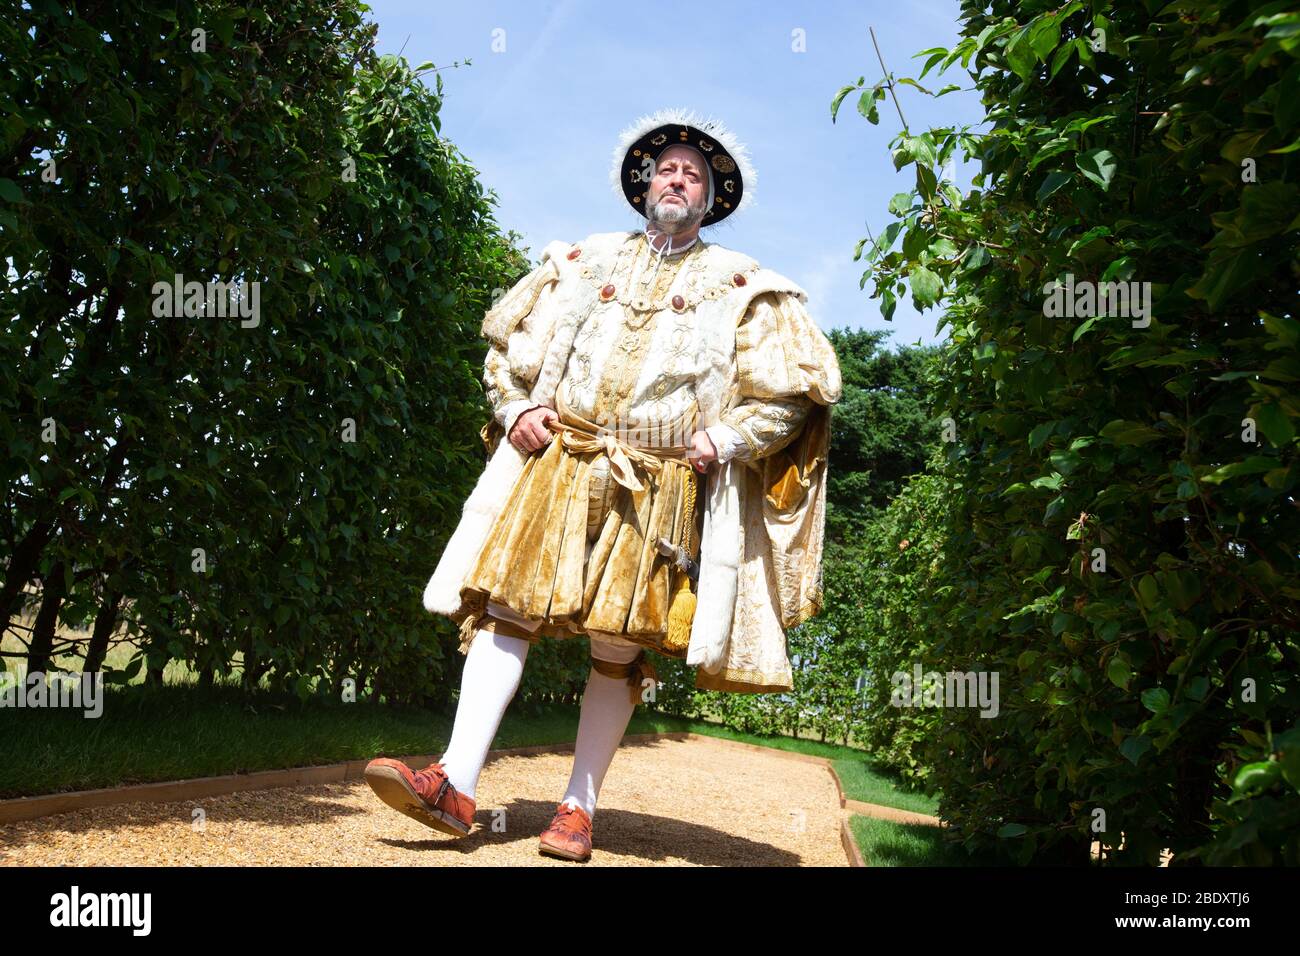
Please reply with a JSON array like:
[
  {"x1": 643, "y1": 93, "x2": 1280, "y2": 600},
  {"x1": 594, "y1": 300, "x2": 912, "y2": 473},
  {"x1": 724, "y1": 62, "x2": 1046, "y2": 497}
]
[{"x1": 367, "y1": 0, "x2": 984, "y2": 348}]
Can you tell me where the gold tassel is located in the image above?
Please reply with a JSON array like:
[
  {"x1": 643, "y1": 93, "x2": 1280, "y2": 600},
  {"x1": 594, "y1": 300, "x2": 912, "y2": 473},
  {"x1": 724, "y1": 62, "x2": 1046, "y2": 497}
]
[
  {"x1": 663, "y1": 572, "x2": 696, "y2": 653},
  {"x1": 662, "y1": 466, "x2": 698, "y2": 654}
]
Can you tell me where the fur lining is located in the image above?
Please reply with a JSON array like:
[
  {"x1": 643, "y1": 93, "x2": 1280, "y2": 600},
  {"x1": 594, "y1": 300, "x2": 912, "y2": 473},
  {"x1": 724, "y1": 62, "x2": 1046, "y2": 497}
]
[
  {"x1": 423, "y1": 427, "x2": 528, "y2": 615},
  {"x1": 687, "y1": 458, "x2": 742, "y2": 672}
]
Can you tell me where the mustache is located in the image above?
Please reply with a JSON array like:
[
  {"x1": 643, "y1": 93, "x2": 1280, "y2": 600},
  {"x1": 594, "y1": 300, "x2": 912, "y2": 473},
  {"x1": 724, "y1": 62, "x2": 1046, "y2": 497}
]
[{"x1": 655, "y1": 191, "x2": 695, "y2": 208}]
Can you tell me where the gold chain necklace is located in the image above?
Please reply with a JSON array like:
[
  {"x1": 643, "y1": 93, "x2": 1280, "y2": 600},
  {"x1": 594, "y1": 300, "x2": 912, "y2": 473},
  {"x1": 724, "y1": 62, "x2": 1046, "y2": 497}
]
[{"x1": 612, "y1": 237, "x2": 703, "y2": 329}]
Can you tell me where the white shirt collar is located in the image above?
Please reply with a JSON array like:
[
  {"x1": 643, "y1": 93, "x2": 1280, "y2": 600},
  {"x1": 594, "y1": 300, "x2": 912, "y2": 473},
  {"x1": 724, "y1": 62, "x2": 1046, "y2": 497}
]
[{"x1": 644, "y1": 226, "x2": 699, "y2": 257}]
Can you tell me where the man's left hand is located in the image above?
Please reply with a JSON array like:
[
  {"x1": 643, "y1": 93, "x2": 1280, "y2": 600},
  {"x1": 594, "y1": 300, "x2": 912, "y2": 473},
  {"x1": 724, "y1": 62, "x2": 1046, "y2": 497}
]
[{"x1": 688, "y1": 430, "x2": 718, "y2": 473}]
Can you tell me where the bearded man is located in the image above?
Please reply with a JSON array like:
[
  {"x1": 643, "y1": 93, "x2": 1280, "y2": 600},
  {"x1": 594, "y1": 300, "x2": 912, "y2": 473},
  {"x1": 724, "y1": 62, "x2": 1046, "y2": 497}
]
[{"x1": 364, "y1": 108, "x2": 842, "y2": 862}]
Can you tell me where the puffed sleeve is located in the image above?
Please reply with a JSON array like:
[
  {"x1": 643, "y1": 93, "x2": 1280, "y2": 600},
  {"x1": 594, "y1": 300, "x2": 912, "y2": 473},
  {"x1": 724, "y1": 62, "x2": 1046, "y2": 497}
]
[
  {"x1": 481, "y1": 256, "x2": 562, "y2": 435},
  {"x1": 713, "y1": 290, "x2": 842, "y2": 461}
]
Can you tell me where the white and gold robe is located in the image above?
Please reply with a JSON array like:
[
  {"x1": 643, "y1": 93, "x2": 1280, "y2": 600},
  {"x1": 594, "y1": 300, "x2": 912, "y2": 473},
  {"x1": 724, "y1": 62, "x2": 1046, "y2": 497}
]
[{"x1": 424, "y1": 229, "x2": 842, "y2": 693}]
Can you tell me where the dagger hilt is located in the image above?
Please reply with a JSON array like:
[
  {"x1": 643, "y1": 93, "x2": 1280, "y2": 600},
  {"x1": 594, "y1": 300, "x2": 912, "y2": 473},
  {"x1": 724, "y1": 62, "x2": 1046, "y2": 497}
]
[{"x1": 656, "y1": 536, "x2": 699, "y2": 585}]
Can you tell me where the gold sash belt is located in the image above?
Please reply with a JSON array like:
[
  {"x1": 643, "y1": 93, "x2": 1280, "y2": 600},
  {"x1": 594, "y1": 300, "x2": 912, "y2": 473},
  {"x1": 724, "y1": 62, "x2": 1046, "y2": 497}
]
[{"x1": 545, "y1": 407, "x2": 692, "y2": 493}]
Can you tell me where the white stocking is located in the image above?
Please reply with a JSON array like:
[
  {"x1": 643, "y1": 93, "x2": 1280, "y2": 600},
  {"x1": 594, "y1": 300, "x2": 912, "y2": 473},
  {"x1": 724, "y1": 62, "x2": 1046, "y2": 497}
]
[
  {"x1": 560, "y1": 637, "x2": 643, "y2": 819},
  {"x1": 437, "y1": 628, "x2": 530, "y2": 800}
]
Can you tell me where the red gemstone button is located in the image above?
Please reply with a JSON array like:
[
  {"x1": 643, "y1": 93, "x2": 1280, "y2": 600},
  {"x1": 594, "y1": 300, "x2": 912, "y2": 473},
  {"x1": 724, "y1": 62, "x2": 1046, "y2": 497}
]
[
  {"x1": 671, "y1": 294, "x2": 685, "y2": 310},
  {"x1": 732, "y1": 273, "x2": 747, "y2": 286},
  {"x1": 567, "y1": 247, "x2": 581, "y2": 260},
  {"x1": 600, "y1": 283, "x2": 616, "y2": 300}
]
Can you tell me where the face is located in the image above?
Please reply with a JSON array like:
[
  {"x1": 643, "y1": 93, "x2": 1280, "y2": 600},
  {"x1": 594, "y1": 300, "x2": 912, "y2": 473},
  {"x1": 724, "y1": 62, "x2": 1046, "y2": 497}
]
[{"x1": 645, "y1": 145, "x2": 710, "y2": 231}]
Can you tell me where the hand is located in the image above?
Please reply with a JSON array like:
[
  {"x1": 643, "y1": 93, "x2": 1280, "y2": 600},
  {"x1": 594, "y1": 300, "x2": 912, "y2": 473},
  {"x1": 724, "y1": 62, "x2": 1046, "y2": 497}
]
[
  {"x1": 508, "y1": 405, "x2": 558, "y2": 453},
  {"x1": 687, "y1": 429, "x2": 718, "y2": 473}
]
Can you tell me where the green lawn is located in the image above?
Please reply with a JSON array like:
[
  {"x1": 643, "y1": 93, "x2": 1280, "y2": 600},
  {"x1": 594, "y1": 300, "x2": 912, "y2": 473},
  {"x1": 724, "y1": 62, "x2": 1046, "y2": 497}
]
[
  {"x1": 831, "y1": 754, "x2": 939, "y2": 816},
  {"x1": 848, "y1": 814, "x2": 1011, "y2": 866}
]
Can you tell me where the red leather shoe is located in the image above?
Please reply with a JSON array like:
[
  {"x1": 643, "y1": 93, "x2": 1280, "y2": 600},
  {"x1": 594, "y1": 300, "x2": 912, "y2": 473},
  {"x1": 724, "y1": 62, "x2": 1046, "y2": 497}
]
[
  {"x1": 538, "y1": 801, "x2": 593, "y2": 862},
  {"x1": 363, "y1": 758, "x2": 475, "y2": 836}
]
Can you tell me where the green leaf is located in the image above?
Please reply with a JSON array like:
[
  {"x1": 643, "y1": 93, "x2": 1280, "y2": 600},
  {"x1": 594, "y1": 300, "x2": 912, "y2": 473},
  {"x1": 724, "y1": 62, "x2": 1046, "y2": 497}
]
[
  {"x1": 1099, "y1": 420, "x2": 1162, "y2": 445},
  {"x1": 1120, "y1": 735, "x2": 1152, "y2": 766},
  {"x1": 1232, "y1": 761, "x2": 1281, "y2": 796},
  {"x1": 916, "y1": 164, "x2": 937, "y2": 202},
  {"x1": 907, "y1": 133, "x2": 938, "y2": 168},
  {"x1": 1107, "y1": 657, "x2": 1132, "y2": 690},
  {"x1": 1049, "y1": 449, "x2": 1080, "y2": 474},
  {"x1": 0, "y1": 178, "x2": 25, "y2": 203},
  {"x1": 1005, "y1": 24, "x2": 1037, "y2": 80},
  {"x1": 123, "y1": 655, "x2": 144, "y2": 681},
  {"x1": 1186, "y1": 250, "x2": 1256, "y2": 313},
  {"x1": 1200, "y1": 457, "x2": 1280, "y2": 484},
  {"x1": 1075, "y1": 149, "x2": 1118, "y2": 190},
  {"x1": 856, "y1": 88, "x2": 881, "y2": 125},
  {"x1": 961, "y1": 244, "x2": 991, "y2": 272},
  {"x1": 1049, "y1": 40, "x2": 1075, "y2": 79},
  {"x1": 1281, "y1": 741, "x2": 1300, "y2": 790},
  {"x1": 1036, "y1": 171, "x2": 1071, "y2": 202},
  {"x1": 1028, "y1": 421, "x2": 1055, "y2": 450},
  {"x1": 879, "y1": 287, "x2": 897, "y2": 322},
  {"x1": 908, "y1": 265, "x2": 943, "y2": 307},
  {"x1": 1067, "y1": 225, "x2": 1112, "y2": 258},
  {"x1": 1072, "y1": 316, "x2": 1100, "y2": 341},
  {"x1": 1138, "y1": 574, "x2": 1159, "y2": 609},
  {"x1": 1141, "y1": 688, "x2": 1171, "y2": 714},
  {"x1": 1027, "y1": 14, "x2": 1062, "y2": 60},
  {"x1": 1220, "y1": 130, "x2": 1267, "y2": 166},
  {"x1": 1254, "y1": 403, "x2": 1296, "y2": 446},
  {"x1": 831, "y1": 82, "x2": 861, "y2": 123}
]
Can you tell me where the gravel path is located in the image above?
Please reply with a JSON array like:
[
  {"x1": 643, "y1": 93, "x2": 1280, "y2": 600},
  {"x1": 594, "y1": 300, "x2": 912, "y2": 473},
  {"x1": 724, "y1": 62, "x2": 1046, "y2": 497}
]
[{"x1": 0, "y1": 736, "x2": 848, "y2": 866}]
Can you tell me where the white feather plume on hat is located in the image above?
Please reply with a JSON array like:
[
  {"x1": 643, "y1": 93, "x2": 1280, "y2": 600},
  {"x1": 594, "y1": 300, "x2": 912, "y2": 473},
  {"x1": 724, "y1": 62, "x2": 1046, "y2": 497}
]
[{"x1": 609, "y1": 107, "x2": 757, "y2": 223}]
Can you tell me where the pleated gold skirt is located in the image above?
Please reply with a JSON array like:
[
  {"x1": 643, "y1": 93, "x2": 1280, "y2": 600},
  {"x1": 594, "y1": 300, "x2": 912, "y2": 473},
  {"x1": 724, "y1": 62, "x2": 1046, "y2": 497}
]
[{"x1": 457, "y1": 401, "x2": 701, "y2": 657}]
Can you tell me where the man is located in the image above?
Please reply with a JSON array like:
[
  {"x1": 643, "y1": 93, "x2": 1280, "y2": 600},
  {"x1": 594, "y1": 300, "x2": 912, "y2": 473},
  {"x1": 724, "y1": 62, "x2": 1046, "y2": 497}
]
[{"x1": 364, "y1": 108, "x2": 842, "y2": 862}]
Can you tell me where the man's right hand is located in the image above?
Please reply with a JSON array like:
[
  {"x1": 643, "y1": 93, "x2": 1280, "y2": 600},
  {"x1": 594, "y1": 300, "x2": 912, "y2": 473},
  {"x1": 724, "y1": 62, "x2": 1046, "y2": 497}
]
[{"x1": 508, "y1": 405, "x2": 559, "y2": 453}]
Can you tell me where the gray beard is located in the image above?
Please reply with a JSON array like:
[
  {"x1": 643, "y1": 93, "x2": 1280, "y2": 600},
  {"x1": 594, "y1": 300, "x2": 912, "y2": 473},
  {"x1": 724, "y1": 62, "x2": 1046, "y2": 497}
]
[{"x1": 646, "y1": 193, "x2": 707, "y2": 234}]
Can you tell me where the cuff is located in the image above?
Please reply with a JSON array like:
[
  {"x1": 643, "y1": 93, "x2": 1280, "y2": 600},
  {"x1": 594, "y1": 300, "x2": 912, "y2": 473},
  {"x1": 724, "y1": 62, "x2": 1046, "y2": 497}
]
[
  {"x1": 704, "y1": 423, "x2": 749, "y2": 464},
  {"x1": 501, "y1": 399, "x2": 541, "y2": 437}
]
